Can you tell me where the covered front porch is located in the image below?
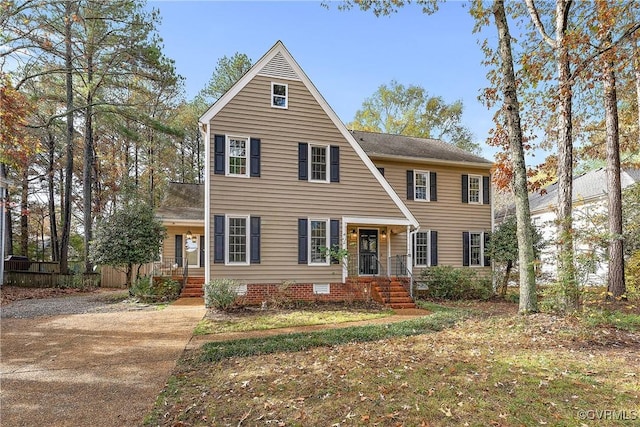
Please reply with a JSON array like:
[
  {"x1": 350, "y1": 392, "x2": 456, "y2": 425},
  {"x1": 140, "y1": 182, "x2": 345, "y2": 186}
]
[
  {"x1": 152, "y1": 224, "x2": 205, "y2": 297},
  {"x1": 341, "y1": 218, "x2": 417, "y2": 308}
]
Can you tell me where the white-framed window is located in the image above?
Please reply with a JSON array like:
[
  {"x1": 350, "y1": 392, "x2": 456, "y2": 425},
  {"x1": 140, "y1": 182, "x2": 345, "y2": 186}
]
[
  {"x1": 469, "y1": 231, "x2": 482, "y2": 266},
  {"x1": 226, "y1": 215, "x2": 249, "y2": 265},
  {"x1": 414, "y1": 171, "x2": 430, "y2": 201},
  {"x1": 309, "y1": 145, "x2": 328, "y2": 182},
  {"x1": 414, "y1": 231, "x2": 430, "y2": 267},
  {"x1": 271, "y1": 82, "x2": 288, "y2": 108},
  {"x1": 309, "y1": 219, "x2": 329, "y2": 265},
  {"x1": 226, "y1": 136, "x2": 248, "y2": 177},
  {"x1": 468, "y1": 175, "x2": 481, "y2": 204}
]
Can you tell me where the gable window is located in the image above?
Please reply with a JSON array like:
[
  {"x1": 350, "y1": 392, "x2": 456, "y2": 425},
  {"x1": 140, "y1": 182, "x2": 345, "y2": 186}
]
[
  {"x1": 413, "y1": 230, "x2": 438, "y2": 267},
  {"x1": 310, "y1": 145, "x2": 328, "y2": 182},
  {"x1": 309, "y1": 219, "x2": 329, "y2": 264},
  {"x1": 227, "y1": 136, "x2": 248, "y2": 177},
  {"x1": 271, "y1": 82, "x2": 288, "y2": 108},
  {"x1": 462, "y1": 231, "x2": 490, "y2": 267}
]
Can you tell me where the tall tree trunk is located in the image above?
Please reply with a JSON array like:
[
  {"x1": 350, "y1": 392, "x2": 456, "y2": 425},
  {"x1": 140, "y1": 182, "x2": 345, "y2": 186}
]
[
  {"x1": 555, "y1": 0, "x2": 579, "y2": 311},
  {"x1": 83, "y1": 66, "x2": 94, "y2": 274},
  {"x1": 635, "y1": 42, "x2": 640, "y2": 145},
  {"x1": 20, "y1": 168, "x2": 28, "y2": 256},
  {"x1": 47, "y1": 131, "x2": 60, "y2": 262},
  {"x1": 493, "y1": 0, "x2": 538, "y2": 313},
  {"x1": 59, "y1": 0, "x2": 75, "y2": 275},
  {"x1": 603, "y1": 40, "x2": 625, "y2": 298}
]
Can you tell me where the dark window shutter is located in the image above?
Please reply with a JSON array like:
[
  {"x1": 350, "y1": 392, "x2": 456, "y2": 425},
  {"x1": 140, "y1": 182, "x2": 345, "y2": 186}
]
[
  {"x1": 330, "y1": 219, "x2": 340, "y2": 264},
  {"x1": 199, "y1": 235, "x2": 205, "y2": 267},
  {"x1": 298, "y1": 143, "x2": 308, "y2": 180},
  {"x1": 483, "y1": 176, "x2": 490, "y2": 205},
  {"x1": 330, "y1": 145, "x2": 340, "y2": 182},
  {"x1": 430, "y1": 171, "x2": 437, "y2": 201},
  {"x1": 462, "y1": 174, "x2": 469, "y2": 203},
  {"x1": 430, "y1": 230, "x2": 438, "y2": 266},
  {"x1": 406, "y1": 170, "x2": 414, "y2": 200},
  {"x1": 250, "y1": 138, "x2": 261, "y2": 177},
  {"x1": 377, "y1": 167, "x2": 385, "y2": 176},
  {"x1": 214, "y1": 215, "x2": 225, "y2": 264},
  {"x1": 298, "y1": 218, "x2": 308, "y2": 264},
  {"x1": 462, "y1": 231, "x2": 470, "y2": 266},
  {"x1": 175, "y1": 235, "x2": 183, "y2": 267},
  {"x1": 483, "y1": 232, "x2": 491, "y2": 266},
  {"x1": 214, "y1": 134, "x2": 225, "y2": 175},
  {"x1": 250, "y1": 216, "x2": 261, "y2": 264}
]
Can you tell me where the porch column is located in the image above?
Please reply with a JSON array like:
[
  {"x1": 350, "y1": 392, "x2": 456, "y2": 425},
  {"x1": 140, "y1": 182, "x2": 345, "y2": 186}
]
[
  {"x1": 406, "y1": 225, "x2": 413, "y2": 276},
  {"x1": 341, "y1": 219, "x2": 347, "y2": 283}
]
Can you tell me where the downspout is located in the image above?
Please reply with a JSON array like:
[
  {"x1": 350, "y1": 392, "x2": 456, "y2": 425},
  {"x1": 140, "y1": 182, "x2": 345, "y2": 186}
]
[
  {"x1": 201, "y1": 122, "x2": 211, "y2": 286},
  {"x1": 407, "y1": 224, "x2": 420, "y2": 298}
]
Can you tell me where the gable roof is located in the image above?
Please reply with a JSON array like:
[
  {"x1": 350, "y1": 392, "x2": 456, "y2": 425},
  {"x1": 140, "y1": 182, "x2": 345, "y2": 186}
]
[
  {"x1": 199, "y1": 41, "x2": 419, "y2": 228},
  {"x1": 351, "y1": 130, "x2": 493, "y2": 167},
  {"x1": 156, "y1": 182, "x2": 204, "y2": 222},
  {"x1": 529, "y1": 168, "x2": 640, "y2": 214}
]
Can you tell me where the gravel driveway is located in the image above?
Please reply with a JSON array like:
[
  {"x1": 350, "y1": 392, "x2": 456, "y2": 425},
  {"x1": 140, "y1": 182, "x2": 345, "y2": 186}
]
[
  {"x1": 1, "y1": 292, "x2": 156, "y2": 319},
  {"x1": 0, "y1": 293, "x2": 205, "y2": 427}
]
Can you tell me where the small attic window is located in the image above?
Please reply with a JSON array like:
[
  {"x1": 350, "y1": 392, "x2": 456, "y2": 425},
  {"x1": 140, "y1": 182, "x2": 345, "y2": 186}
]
[{"x1": 271, "y1": 82, "x2": 288, "y2": 108}]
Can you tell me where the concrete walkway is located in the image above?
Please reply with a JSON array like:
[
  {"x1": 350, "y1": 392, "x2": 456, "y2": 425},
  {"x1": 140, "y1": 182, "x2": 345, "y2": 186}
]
[{"x1": 0, "y1": 298, "x2": 206, "y2": 427}]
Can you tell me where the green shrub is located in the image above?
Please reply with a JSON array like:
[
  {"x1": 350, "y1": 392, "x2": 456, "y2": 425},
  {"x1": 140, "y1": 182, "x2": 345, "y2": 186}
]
[
  {"x1": 204, "y1": 278, "x2": 241, "y2": 310},
  {"x1": 625, "y1": 250, "x2": 640, "y2": 301},
  {"x1": 418, "y1": 266, "x2": 493, "y2": 300},
  {"x1": 130, "y1": 276, "x2": 180, "y2": 303}
]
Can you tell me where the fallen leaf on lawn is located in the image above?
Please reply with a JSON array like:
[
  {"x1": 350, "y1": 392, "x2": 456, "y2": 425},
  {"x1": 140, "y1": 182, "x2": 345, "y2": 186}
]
[{"x1": 439, "y1": 407, "x2": 452, "y2": 417}]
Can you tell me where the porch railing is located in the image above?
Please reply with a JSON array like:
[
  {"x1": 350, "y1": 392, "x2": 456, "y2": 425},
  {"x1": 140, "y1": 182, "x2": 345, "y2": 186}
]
[
  {"x1": 389, "y1": 254, "x2": 416, "y2": 298},
  {"x1": 152, "y1": 257, "x2": 188, "y2": 290}
]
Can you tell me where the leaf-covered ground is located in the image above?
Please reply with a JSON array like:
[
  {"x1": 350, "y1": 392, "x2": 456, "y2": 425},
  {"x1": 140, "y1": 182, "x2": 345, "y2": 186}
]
[{"x1": 146, "y1": 301, "x2": 640, "y2": 427}]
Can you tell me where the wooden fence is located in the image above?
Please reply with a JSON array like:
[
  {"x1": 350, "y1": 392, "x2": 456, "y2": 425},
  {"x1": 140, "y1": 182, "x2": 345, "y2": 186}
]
[{"x1": 99, "y1": 264, "x2": 153, "y2": 288}]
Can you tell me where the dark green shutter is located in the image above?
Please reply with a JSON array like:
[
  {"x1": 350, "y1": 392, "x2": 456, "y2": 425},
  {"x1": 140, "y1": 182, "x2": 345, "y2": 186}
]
[
  {"x1": 214, "y1": 215, "x2": 225, "y2": 264},
  {"x1": 462, "y1": 231, "x2": 470, "y2": 266},
  {"x1": 199, "y1": 235, "x2": 205, "y2": 267},
  {"x1": 250, "y1": 138, "x2": 261, "y2": 177},
  {"x1": 462, "y1": 175, "x2": 469, "y2": 203},
  {"x1": 483, "y1": 176, "x2": 490, "y2": 205},
  {"x1": 484, "y1": 232, "x2": 491, "y2": 266},
  {"x1": 298, "y1": 143, "x2": 308, "y2": 180},
  {"x1": 430, "y1": 172, "x2": 437, "y2": 201},
  {"x1": 330, "y1": 145, "x2": 340, "y2": 182},
  {"x1": 175, "y1": 235, "x2": 183, "y2": 267},
  {"x1": 377, "y1": 167, "x2": 385, "y2": 176},
  {"x1": 298, "y1": 218, "x2": 308, "y2": 264},
  {"x1": 430, "y1": 230, "x2": 438, "y2": 266},
  {"x1": 330, "y1": 219, "x2": 340, "y2": 264},
  {"x1": 214, "y1": 134, "x2": 225, "y2": 175},
  {"x1": 250, "y1": 217, "x2": 261, "y2": 264},
  {"x1": 406, "y1": 170, "x2": 414, "y2": 200}
]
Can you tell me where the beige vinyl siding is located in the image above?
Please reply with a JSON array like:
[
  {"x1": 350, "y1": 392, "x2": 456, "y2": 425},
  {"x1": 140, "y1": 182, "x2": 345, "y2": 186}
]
[
  {"x1": 209, "y1": 76, "x2": 408, "y2": 284},
  {"x1": 374, "y1": 159, "x2": 492, "y2": 275}
]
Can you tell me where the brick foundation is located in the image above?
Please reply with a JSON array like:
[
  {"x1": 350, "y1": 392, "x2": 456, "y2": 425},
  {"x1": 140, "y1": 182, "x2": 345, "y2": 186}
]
[{"x1": 238, "y1": 281, "x2": 372, "y2": 305}]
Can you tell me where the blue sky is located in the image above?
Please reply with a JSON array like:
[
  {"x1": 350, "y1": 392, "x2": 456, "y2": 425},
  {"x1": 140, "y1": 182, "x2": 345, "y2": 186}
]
[{"x1": 148, "y1": 0, "x2": 503, "y2": 161}]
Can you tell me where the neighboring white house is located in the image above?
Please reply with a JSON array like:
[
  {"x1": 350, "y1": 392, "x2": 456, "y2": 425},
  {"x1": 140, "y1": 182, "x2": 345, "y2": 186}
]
[{"x1": 527, "y1": 168, "x2": 640, "y2": 285}]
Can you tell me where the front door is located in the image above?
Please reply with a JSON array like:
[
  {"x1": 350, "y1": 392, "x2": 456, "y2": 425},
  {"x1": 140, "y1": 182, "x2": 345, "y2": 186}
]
[{"x1": 359, "y1": 229, "x2": 379, "y2": 275}]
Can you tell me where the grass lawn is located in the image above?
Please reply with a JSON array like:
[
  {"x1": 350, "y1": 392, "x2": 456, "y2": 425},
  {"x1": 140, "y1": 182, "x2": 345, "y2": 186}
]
[{"x1": 146, "y1": 300, "x2": 640, "y2": 427}]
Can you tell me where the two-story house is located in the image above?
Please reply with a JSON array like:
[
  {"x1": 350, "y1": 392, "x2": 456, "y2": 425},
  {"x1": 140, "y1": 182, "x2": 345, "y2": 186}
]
[{"x1": 155, "y1": 41, "x2": 493, "y2": 306}]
